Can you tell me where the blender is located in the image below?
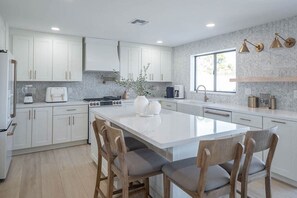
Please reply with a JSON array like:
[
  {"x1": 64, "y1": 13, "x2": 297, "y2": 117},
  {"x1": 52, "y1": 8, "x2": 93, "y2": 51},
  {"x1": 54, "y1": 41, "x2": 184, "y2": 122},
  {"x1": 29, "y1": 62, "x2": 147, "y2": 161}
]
[{"x1": 22, "y1": 85, "x2": 36, "y2": 104}]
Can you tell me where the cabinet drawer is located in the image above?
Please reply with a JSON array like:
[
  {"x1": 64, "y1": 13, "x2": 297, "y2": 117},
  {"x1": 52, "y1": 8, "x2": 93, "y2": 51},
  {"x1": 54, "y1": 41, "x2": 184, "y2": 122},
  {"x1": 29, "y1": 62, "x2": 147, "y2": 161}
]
[
  {"x1": 232, "y1": 112, "x2": 262, "y2": 128},
  {"x1": 160, "y1": 101, "x2": 177, "y2": 111},
  {"x1": 53, "y1": 105, "x2": 88, "y2": 115}
]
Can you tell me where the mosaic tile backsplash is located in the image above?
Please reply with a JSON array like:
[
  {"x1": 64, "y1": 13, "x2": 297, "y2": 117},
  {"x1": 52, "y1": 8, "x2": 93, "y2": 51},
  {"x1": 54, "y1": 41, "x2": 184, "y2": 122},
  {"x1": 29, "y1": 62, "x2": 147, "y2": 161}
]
[
  {"x1": 16, "y1": 72, "x2": 171, "y2": 103},
  {"x1": 172, "y1": 15, "x2": 297, "y2": 111}
]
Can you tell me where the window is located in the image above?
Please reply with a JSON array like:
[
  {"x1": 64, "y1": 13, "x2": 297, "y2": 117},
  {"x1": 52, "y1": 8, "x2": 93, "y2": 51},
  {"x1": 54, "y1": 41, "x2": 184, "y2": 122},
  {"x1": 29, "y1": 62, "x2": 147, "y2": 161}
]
[{"x1": 194, "y1": 50, "x2": 236, "y2": 93}]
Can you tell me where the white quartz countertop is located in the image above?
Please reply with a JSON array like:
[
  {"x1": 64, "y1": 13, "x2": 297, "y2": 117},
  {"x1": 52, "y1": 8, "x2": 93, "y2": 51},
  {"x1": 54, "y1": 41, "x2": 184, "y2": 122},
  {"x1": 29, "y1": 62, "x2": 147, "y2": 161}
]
[
  {"x1": 17, "y1": 101, "x2": 88, "y2": 108},
  {"x1": 91, "y1": 105, "x2": 249, "y2": 149}
]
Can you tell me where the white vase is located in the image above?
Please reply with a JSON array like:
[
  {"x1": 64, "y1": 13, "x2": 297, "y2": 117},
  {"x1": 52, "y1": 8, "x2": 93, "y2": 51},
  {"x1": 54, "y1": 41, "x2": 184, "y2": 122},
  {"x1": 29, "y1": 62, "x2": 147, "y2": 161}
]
[
  {"x1": 148, "y1": 101, "x2": 162, "y2": 115},
  {"x1": 134, "y1": 96, "x2": 149, "y2": 114}
]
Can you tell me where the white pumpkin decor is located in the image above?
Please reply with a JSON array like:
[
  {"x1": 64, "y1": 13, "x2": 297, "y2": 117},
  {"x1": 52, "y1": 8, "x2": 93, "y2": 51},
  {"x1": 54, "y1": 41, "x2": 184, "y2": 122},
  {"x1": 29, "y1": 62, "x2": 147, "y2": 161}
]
[
  {"x1": 134, "y1": 96, "x2": 149, "y2": 114},
  {"x1": 148, "y1": 101, "x2": 162, "y2": 115}
]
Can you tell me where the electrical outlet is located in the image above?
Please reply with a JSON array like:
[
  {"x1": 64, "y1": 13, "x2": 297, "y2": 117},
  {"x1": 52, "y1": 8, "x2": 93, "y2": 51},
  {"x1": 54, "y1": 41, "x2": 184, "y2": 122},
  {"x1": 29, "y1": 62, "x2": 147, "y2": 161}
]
[
  {"x1": 245, "y1": 88, "x2": 251, "y2": 95},
  {"x1": 294, "y1": 90, "x2": 297, "y2": 99}
]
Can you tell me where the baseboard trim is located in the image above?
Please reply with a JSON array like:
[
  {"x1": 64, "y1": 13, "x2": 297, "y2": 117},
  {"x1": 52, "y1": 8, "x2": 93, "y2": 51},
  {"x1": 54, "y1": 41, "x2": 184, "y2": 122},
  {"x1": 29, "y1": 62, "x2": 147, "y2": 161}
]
[
  {"x1": 272, "y1": 173, "x2": 297, "y2": 187},
  {"x1": 12, "y1": 140, "x2": 87, "y2": 156}
]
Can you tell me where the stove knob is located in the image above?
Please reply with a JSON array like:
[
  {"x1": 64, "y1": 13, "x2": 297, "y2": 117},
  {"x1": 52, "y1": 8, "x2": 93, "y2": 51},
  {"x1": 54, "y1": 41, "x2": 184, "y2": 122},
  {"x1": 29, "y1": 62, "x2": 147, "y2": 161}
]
[
  {"x1": 96, "y1": 102, "x2": 99, "y2": 106},
  {"x1": 90, "y1": 102, "x2": 93, "y2": 106}
]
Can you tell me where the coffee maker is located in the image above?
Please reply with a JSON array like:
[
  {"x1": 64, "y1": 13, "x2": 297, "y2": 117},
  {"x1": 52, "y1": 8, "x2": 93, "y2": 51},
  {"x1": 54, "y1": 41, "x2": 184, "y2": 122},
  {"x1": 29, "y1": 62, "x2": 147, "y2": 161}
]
[
  {"x1": 22, "y1": 85, "x2": 36, "y2": 104},
  {"x1": 174, "y1": 85, "x2": 185, "y2": 99}
]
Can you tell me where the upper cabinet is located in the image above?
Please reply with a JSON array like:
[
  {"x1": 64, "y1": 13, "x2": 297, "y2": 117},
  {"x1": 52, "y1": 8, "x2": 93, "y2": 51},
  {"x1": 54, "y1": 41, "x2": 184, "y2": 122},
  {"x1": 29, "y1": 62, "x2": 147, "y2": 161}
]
[
  {"x1": 11, "y1": 29, "x2": 83, "y2": 82},
  {"x1": 119, "y1": 42, "x2": 172, "y2": 82},
  {"x1": 84, "y1": 38, "x2": 120, "y2": 72}
]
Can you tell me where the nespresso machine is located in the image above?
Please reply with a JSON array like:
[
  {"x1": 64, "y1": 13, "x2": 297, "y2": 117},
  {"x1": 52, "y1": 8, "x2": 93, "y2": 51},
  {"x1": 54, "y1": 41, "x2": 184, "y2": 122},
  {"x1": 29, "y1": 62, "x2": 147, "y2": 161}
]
[{"x1": 174, "y1": 85, "x2": 185, "y2": 99}]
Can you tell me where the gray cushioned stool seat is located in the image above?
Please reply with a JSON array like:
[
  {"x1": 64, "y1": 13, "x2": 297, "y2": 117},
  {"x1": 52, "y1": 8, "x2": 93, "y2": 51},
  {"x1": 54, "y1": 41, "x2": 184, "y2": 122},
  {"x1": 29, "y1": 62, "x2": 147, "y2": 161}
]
[
  {"x1": 114, "y1": 148, "x2": 168, "y2": 176},
  {"x1": 102, "y1": 137, "x2": 147, "y2": 152},
  {"x1": 220, "y1": 155, "x2": 265, "y2": 175},
  {"x1": 162, "y1": 157, "x2": 230, "y2": 192}
]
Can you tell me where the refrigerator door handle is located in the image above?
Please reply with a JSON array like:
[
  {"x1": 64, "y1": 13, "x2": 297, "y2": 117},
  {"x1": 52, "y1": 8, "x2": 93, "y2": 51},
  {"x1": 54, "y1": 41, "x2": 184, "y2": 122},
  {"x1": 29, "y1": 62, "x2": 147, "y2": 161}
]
[{"x1": 10, "y1": 59, "x2": 17, "y2": 118}]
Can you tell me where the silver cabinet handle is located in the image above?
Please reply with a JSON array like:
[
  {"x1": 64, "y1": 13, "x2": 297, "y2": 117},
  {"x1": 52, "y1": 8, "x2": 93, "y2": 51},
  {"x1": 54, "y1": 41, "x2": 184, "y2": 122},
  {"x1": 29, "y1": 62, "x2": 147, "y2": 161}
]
[
  {"x1": 204, "y1": 110, "x2": 230, "y2": 117},
  {"x1": 65, "y1": 71, "x2": 68, "y2": 80},
  {"x1": 152, "y1": 74, "x2": 154, "y2": 80},
  {"x1": 166, "y1": 105, "x2": 172, "y2": 107},
  {"x1": 240, "y1": 118, "x2": 251, "y2": 122},
  {"x1": 73, "y1": 116, "x2": 75, "y2": 125},
  {"x1": 29, "y1": 110, "x2": 31, "y2": 120},
  {"x1": 271, "y1": 120, "x2": 286, "y2": 124},
  {"x1": 66, "y1": 109, "x2": 76, "y2": 111},
  {"x1": 30, "y1": 70, "x2": 32, "y2": 80},
  {"x1": 69, "y1": 71, "x2": 71, "y2": 80},
  {"x1": 161, "y1": 74, "x2": 164, "y2": 81},
  {"x1": 68, "y1": 116, "x2": 71, "y2": 125},
  {"x1": 34, "y1": 70, "x2": 37, "y2": 79},
  {"x1": 33, "y1": 110, "x2": 36, "y2": 119}
]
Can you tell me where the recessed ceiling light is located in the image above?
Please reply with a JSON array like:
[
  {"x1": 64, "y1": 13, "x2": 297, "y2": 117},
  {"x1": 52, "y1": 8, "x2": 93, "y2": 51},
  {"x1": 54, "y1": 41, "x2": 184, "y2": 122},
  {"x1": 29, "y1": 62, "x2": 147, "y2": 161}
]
[
  {"x1": 206, "y1": 23, "x2": 215, "y2": 28},
  {"x1": 156, "y1": 40, "x2": 163, "y2": 44},
  {"x1": 51, "y1": 27, "x2": 60, "y2": 31}
]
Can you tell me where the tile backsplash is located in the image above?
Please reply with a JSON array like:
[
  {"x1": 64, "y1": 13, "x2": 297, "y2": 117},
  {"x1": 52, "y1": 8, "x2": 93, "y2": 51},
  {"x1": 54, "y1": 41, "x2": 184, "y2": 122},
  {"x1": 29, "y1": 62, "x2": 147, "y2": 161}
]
[
  {"x1": 16, "y1": 71, "x2": 171, "y2": 103},
  {"x1": 172, "y1": 15, "x2": 297, "y2": 111}
]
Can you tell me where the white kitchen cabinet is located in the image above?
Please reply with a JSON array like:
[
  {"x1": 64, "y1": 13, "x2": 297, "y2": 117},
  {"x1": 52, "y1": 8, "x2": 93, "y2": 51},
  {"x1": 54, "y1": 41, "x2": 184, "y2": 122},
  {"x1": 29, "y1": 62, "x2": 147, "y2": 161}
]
[
  {"x1": 53, "y1": 115, "x2": 72, "y2": 144},
  {"x1": 13, "y1": 108, "x2": 32, "y2": 150},
  {"x1": 33, "y1": 37, "x2": 53, "y2": 81},
  {"x1": 160, "y1": 101, "x2": 177, "y2": 111},
  {"x1": 141, "y1": 47, "x2": 161, "y2": 81},
  {"x1": 32, "y1": 107, "x2": 53, "y2": 147},
  {"x1": 0, "y1": 18, "x2": 5, "y2": 50},
  {"x1": 53, "y1": 39, "x2": 82, "y2": 81},
  {"x1": 160, "y1": 50, "x2": 172, "y2": 81},
  {"x1": 53, "y1": 105, "x2": 88, "y2": 144},
  {"x1": 263, "y1": 117, "x2": 297, "y2": 181},
  {"x1": 120, "y1": 43, "x2": 141, "y2": 81},
  {"x1": 12, "y1": 35, "x2": 34, "y2": 81},
  {"x1": 84, "y1": 38, "x2": 119, "y2": 71},
  {"x1": 177, "y1": 103, "x2": 203, "y2": 116}
]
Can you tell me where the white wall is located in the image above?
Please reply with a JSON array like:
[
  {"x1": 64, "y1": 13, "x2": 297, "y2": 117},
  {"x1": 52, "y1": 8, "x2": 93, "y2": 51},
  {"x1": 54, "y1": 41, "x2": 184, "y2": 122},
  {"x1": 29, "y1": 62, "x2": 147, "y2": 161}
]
[{"x1": 173, "y1": 15, "x2": 297, "y2": 111}]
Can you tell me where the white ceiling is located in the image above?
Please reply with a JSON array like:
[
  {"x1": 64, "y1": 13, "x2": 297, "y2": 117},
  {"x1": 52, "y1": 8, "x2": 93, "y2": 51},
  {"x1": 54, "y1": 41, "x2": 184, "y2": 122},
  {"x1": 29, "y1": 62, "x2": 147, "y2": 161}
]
[{"x1": 1, "y1": 0, "x2": 297, "y2": 47}]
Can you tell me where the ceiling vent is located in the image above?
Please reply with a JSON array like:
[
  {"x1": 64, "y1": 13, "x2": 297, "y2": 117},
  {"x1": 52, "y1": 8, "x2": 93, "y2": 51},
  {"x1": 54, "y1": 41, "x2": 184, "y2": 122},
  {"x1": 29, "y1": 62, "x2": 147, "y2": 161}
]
[{"x1": 130, "y1": 19, "x2": 149, "y2": 25}]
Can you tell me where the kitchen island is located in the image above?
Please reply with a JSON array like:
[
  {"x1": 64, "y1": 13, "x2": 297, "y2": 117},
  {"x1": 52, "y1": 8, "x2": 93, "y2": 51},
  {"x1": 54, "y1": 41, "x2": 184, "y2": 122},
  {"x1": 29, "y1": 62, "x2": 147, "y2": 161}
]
[{"x1": 90, "y1": 104, "x2": 249, "y2": 198}]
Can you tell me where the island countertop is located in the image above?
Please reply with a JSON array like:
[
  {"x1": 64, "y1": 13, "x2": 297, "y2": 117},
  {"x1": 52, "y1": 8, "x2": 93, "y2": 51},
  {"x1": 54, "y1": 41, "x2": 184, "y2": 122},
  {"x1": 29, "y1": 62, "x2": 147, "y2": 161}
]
[{"x1": 90, "y1": 104, "x2": 249, "y2": 149}]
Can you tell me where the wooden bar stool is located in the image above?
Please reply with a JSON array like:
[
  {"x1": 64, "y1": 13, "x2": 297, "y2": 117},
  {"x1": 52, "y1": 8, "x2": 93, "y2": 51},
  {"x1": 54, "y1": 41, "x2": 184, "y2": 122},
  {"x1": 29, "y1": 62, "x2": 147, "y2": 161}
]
[
  {"x1": 92, "y1": 116, "x2": 147, "y2": 198},
  {"x1": 220, "y1": 127, "x2": 279, "y2": 198},
  {"x1": 102, "y1": 123, "x2": 169, "y2": 198},
  {"x1": 162, "y1": 134, "x2": 245, "y2": 198}
]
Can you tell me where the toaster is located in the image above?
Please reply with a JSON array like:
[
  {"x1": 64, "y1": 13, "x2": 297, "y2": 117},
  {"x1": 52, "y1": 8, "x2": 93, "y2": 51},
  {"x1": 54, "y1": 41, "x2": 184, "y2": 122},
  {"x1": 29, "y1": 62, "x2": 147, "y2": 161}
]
[{"x1": 46, "y1": 87, "x2": 68, "y2": 103}]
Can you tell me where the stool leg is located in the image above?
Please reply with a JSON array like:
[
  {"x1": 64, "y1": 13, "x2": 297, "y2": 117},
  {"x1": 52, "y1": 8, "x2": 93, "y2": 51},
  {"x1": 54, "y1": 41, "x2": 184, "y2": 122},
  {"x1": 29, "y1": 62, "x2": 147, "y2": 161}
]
[
  {"x1": 122, "y1": 177, "x2": 129, "y2": 198},
  {"x1": 144, "y1": 178, "x2": 150, "y2": 197},
  {"x1": 265, "y1": 175, "x2": 272, "y2": 198},
  {"x1": 241, "y1": 179, "x2": 248, "y2": 198},
  {"x1": 163, "y1": 174, "x2": 170, "y2": 198},
  {"x1": 94, "y1": 154, "x2": 102, "y2": 198}
]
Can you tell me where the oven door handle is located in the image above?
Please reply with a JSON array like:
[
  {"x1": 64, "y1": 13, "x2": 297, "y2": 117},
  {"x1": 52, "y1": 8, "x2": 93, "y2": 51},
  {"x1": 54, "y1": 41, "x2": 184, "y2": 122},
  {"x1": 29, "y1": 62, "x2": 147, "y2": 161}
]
[
  {"x1": 7, "y1": 123, "x2": 17, "y2": 136},
  {"x1": 10, "y1": 59, "x2": 17, "y2": 118}
]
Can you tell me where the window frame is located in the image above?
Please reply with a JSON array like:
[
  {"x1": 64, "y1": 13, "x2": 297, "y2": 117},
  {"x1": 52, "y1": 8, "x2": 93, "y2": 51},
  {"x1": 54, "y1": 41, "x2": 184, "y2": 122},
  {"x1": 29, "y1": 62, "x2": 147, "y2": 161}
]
[{"x1": 193, "y1": 49, "x2": 236, "y2": 93}]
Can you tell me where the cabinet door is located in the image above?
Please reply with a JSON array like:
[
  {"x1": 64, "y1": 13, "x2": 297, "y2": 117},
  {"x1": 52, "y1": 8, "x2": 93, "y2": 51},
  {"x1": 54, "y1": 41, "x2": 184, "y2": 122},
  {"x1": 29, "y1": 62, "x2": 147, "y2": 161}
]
[
  {"x1": 129, "y1": 47, "x2": 141, "y2": 81},
  {"x1": 32, "y1": 107, "x2": 53, "y2": 147},
  {"x1": 150, "y1": 48, "x2": 161, "y2": 81},
  {"x1": 263, "y1": 117, "x2": 295, "y2": 180},
  {"x1": 34, "y1": 37, "x2": 53, "y2": 81},
  {"x1": 71, "y1": 114, "x2": 88, "y2": 141},
  {"x1": 12, "y1": 35, "x2": 34, "y2": 81},
  {"x1": 53, "y1": 115, "x2": 71, "y2": 144},
  {"x1": 0, "y1": 21, "x2": 5, "y2": 50},
  {"x1": 53, "y1": 40, "x2": 68, "y2": 81},
  {"x1": 13, "y1": 108, "x2": 32, "y2": 150},
  {"x1": 68, "y1": 41, "x2": 82, "y2": 81},
  {"x1": 120, "y1": 46, "x2": 130, "y2": 80},
  {"x1": 160, "y1": 50, "x2": 172, "y2": 82},
  {"x1": 141, "y1": 47, "x2": 152, "y2": 81}
]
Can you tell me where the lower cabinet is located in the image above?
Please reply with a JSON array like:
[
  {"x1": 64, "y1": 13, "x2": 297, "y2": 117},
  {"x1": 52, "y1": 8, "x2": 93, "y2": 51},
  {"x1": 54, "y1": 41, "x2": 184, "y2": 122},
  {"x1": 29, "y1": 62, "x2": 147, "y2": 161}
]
[
  {"x1": 160, "y1": 101, "x2": 177, "y2": 111},
  {"x1": 177, "y1": 103, "x2": 203, "y2": 116},
  {"x1": 53, "y1": 105, "x2": 88, "y2": 144},
  {"x1": 263, "y1": 117, "x2": 297, "y2": 181},
  {"x1": 13, "y1": 107, "x2": 52, "y2": 149}
]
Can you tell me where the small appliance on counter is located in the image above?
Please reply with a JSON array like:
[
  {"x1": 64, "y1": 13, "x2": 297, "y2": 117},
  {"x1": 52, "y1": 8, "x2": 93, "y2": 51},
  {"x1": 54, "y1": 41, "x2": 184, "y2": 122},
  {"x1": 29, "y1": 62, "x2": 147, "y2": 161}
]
[
  {"x1": 174, "y1": 85, "x2": 185, "y2": 99},
  {"x1": 248, "y1": 96, "x2": 259, "y2": 108},
  {"x1": 22, "y1": 85, "x2": 36, "y2": 104},
  {"x1": 165, "y1": 87, "x2": 174, "y2": 98},
  {"x1": 46, "y1": 87, "x2": 68, "y2": 103}
]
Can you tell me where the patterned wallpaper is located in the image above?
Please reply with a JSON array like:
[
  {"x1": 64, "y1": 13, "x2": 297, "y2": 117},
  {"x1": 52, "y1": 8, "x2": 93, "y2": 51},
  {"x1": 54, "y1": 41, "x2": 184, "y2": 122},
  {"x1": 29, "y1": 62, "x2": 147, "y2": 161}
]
[
  {"x1": 172, "y1": 15, "x2": 297, "y2": 111},
  {"x1": 16, "y1": 71, "x2": 171, "y2": 103}
]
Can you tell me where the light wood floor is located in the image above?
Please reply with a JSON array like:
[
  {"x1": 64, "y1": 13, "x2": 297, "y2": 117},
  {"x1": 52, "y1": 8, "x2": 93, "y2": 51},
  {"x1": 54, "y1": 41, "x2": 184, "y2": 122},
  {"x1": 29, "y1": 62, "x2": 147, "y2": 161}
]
[{"x1": 1, "y1": 145, "x2": 297, "y2": 198}]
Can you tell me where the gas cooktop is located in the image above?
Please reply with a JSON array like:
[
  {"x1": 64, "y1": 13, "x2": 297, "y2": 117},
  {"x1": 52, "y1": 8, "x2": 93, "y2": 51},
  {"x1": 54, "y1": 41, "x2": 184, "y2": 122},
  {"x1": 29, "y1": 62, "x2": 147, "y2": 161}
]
[{"x1": 83, "y1": 96, "x2": 122, "y2": 107}]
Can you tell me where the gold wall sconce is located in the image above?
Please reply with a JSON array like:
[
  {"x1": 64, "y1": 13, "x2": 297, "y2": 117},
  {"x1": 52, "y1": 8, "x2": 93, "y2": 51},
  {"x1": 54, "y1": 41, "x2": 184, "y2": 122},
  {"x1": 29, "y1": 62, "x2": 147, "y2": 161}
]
[
  {"x1": 239, "y1": 39, "x2": 264, "y2": 53},
  {"x1": 270, "y1": 33, "x2": 296, "y2": 48}
]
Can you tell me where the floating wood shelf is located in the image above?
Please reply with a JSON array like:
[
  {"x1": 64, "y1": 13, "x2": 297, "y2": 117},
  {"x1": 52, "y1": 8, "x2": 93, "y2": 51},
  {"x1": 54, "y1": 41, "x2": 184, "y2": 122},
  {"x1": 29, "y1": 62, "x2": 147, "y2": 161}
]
[{"x1": 230, "y1": 77, "x2": 297, "y2": 82}]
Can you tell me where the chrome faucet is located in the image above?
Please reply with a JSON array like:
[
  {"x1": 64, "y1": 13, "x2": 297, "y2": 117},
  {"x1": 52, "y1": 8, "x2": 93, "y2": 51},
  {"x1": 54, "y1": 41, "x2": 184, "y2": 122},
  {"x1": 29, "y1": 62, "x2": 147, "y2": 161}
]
[{"x1": 196, "y1": 85, "x2": 209, "y2": 102}]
